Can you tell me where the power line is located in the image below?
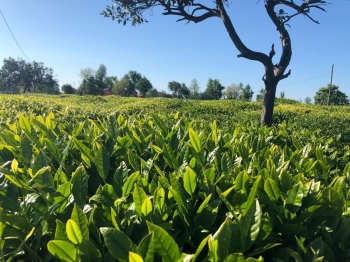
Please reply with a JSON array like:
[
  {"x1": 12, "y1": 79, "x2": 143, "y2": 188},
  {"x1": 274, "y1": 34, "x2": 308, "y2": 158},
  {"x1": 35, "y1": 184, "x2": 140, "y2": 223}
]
[
  {"x1": 0, "y1": 9, "x2": 31, "y2": 62},
  {"x1": 336, "y1": 73, "x2": 350, "y2": 76},
  {"x1": 279, "y1": 73, "x2": 330, "y2": 87}
]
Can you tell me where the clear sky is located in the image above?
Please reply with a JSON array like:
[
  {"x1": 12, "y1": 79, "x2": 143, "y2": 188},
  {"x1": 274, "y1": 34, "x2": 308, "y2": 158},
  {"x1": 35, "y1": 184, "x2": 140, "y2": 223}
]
[{"x1": 1, "y1": 0, "x2": 349, "y2": 101}]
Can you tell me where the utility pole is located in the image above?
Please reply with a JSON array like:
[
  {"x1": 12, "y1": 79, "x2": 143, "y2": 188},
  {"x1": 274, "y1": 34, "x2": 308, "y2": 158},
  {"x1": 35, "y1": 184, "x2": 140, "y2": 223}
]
[{"x1": 327, "y1": 64, "x2": 334, "y2": 106}]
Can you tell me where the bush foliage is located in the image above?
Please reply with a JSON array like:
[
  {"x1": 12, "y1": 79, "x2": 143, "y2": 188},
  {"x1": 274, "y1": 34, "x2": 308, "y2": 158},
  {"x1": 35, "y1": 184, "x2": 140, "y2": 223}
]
[{"x1": 0, "y1": 94, "x2": 350, "y2": 261}]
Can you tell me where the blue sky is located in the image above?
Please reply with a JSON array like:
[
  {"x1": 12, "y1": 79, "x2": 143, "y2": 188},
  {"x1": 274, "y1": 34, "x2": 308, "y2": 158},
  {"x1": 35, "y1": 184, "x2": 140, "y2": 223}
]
[{"x1": 1, "y1": 0, "x2": 349, "y2": 101}]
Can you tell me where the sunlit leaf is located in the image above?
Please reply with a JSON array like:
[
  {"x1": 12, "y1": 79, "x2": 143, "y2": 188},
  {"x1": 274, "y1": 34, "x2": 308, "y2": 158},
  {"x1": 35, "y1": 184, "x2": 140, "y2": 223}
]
[
  {"x1": 147, "y1": 221, "x2": 181, "y2": 261},
  {"x1": 48, "y1": 240, "x2": 76, "y2": 262}
]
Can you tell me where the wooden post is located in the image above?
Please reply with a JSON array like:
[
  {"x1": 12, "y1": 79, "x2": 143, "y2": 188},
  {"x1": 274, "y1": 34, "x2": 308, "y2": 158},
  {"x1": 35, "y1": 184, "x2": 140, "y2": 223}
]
[{"x1": 327, "y1": 64, "x2": 334, "y2": 106}]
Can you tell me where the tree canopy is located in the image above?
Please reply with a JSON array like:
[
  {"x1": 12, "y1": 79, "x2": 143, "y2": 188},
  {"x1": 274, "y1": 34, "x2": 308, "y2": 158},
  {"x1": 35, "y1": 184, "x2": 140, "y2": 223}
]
[
  {"x1": 113, "y1": 77, "x2": 135, "y2": 96},
  {"x1": 61, "y1": 84, "x2": 75, "y2": 94},
  {"x1": 204, "y1": 78, "x2": 224, "y2": 100},
  {"x1": 77, "y1": 77, "x2": 104, "y2": 95},
  {"x1": 0, "y1": 57, "x2": 59, "y2": 94},
  {"x1": 240, "y1": 84, "x2": 254, "y2": 101},
  {"x1": 111, "y1": 70, "x2": 155, "y2": 97},
  {"x1": 304, "y1": 96, "x2": 312, "y2": 104},
  {"x1": 314, "y1": 85, "x2": 349, "y2": 106},
  {"x1": 136, "y1": 77, "x2": 153, "y2": 96},
  {"x1": 79, "y1": 65, "x2": 117, "y2": 90},
  {"x1": 168, "y1": 81, "x2": 190, "y2": 98},
  {"x1": 78, "y1": 67, "x2": 95, "y2": 80},
  {"x1": 256, "y1": 88, "x2": 265, "y2": 102},
  {"x1": 95, "y1": 64, "x2": 107, "y2": 82},
  {"x1": 102, "y1": 0, "x2": 329, "y2": 126},
  {"x1": 168, "y1": 81, "x2": 181, "y2": 97}
]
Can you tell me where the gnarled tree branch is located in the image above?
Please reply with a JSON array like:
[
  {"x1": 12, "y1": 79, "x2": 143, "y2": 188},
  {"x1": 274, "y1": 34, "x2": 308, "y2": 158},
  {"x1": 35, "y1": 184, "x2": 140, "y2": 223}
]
[
  {"x1": 160, "y1": 0, "x2": 220, "y2": 23},
  {"x1": 215, "y1": 0, "x2": 272, "y2": 68}
]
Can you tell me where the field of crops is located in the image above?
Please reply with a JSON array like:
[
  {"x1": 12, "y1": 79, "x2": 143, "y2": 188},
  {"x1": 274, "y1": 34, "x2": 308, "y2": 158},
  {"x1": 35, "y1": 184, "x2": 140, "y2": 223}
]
[{"x1": 1, "y1": 94, "x2": 350, "y2": 261}]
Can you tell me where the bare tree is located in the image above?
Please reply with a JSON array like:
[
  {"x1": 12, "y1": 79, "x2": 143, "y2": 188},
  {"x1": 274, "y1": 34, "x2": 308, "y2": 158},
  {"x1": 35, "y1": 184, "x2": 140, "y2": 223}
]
[
  {"x1": 225, "y1": 83, "x2": 242, "y2": 99},
  {"x1": 78, "y1": 67, "x2": 95, "y2": 80},
  {"x1": 102, "y1": 0, "x2": 329, "y2": 125},
  {"x1": 189, "y1": 78, "x2": 200, "y2": 99}
]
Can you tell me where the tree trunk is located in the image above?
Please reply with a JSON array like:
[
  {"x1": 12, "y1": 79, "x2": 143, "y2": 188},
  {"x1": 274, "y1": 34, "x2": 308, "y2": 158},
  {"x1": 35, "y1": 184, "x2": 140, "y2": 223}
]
[
  {"x1": 261, "y1": 80, "x2": 277, "y2": 126},
  {"x1": 23, "y1": 85, "x2": 29, "y2": 94}
]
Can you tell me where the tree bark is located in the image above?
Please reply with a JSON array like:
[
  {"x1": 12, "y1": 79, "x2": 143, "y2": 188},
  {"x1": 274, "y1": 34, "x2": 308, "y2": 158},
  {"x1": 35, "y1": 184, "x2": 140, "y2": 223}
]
[{"x1": 261, "y1": 80, "x2": 277, "y2": 126}]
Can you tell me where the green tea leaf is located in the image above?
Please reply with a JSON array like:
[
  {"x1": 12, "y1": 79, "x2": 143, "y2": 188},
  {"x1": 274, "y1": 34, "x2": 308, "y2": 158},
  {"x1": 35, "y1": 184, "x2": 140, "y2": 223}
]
[
  {"x1": 196, "y1": 193, "x2": 212, "y2": 214},
  {"x1": 73, "y1": 138, "x2": 94, "y2": 164},
  {"x1": 32, "y1": 151, "x2": 47, "y2": 175},
  {"x1": 208, "y1": 238, "x2": 219, "y2": 262},
  {"x1": 66, "y1": 219, "x2": 83, "y2": 244},
  {"x1": 89, "y1": 119, "x2": 109, "y2": 135},
  {"x1": 95, "y1": 144, "x2": 110, "y2": 181},
  {"x1": 286, "y1": 182, "x2": 304, "y2": 207},
  {"x1": 333, "y1": 176, "x2": 346, "y2": 196},
  {"x1": 19, "y1": 115, "x2": 31, "y2": 133},
  {"x1": 117, "y1": 114, "x2": 126, "y2": 126},
  {"x1": 204, "y1": 167, "x2": 216, "y2": 183},
  {"x1": 117, "y1": 135, "x2": 133, "y2": 148},
  {"x1": 78, "y1": 240, "x2": 102, "y2": 262},
  {"x1": 189, "y1": 128, "x2": 202, "y2": 153},
  {"x1": 225, "y1": 253, "x2": 246, "y2": 262},
  {"x1": 44, "y1": 137, "x2": 61, "y2": 163},
  {"x1": 212, "y1": 120, "x2": 218, "y2": 146},
  {"x1": 169, "y1": 186, "x2": 190, "y2": 225},
  {"x1": 264, "y1": 178, "x2": 281, "y2": 201},
  {"x1": 183, "y1": 167, "x2": 197, "y2": 195},
  {"x1": 129, "y1": 251, "x2": 144, "y2": 262},
  {"x1": 343, "y1": 162, "x2": 350, "y2": 176},
  {"x1": 0, "y1": 166, "x2": 29, "y2": 189},
  {"x1": 138, "y1": 233, "x2": 154, "y2": 262},
  {"x1": 141, "y1": 198, "x2": 153, "y2": 217},
  {"x1": 71, "y1": 166, "x2": 88, "y2": 209},
  {"x1": 162, "y1": 143, "x2": 178, "y2": 169},
  {"x1": 20, "y1": 133, "x2": 32, "y2": 166},
  {"x1": 212, "y1": 217, "x2": 232, "y2": 260},
  {"x1": 155, "y1": 187, "x2": 166, "y2": 213},
  {"x1": 245, "y1": 175, "x2": 261, "y2": 213},
  {"x1": 191, "y1": 235, "x2": 210, "y2": 262},
  {"x1": 122, "y1": 171, "x2": 140, "y2": 197},
  {"x1": 152, "y1": 114, "x2": 168, "y2": 136},
  {"x1": 147, "y1": 221, "x2": 181, "y2": 262},
  {"x1": 240, "y1": 199, "x2": 261, "y2": 252},
  {"x1": 113, "y1": 161, "x2": 128, "y2": 197},
  {"x1": 133, "y1": 185, "x2": 148, "y2": 216},
  {"x1": 128, "y1": 149, "x2": 140, "y2": 171},
  {"x1": 55, "y1": 219, "x2": 67, "y2": 241},
  {"x1": 235, "y1": 171, "x2": 249, "y2": 193},
  {"x1": 48, "y1": 240, "x2": 77, "y2": 262},
  {"x1": 280, "y1": 170, "x2": 292, "y2": 193},
  {"x1": 151, "y1": 144, "x2": 162, "y2": 154},
  {"x1": 304, "y1": 237, "x2": 324, "y2": 262},
  {"x1": 71, "y1": 204, "x2": 89, "y2": 241},
  {"x1": 100, "y1": 227, "x2": 138, "y2": 261}
]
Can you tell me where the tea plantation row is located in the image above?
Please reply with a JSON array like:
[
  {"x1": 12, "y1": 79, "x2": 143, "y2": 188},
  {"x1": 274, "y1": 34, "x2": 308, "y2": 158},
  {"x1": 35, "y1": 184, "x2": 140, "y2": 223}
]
[{"x1": 0, "y1": 94, "x2": 350, "y2": 261}]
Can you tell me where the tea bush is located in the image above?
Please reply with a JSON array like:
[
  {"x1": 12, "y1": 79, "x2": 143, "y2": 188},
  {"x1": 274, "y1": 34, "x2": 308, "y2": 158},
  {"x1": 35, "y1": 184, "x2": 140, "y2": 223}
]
[{"x1": 0, "y1": 95, "x2": 350, "y2": 261}]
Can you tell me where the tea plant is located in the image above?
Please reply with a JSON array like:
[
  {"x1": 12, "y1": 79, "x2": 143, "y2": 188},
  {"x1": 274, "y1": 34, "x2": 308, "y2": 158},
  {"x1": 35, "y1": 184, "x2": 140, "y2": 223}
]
[{"x1": 0, "y1": 105, "x2": 350, "y2": 261}]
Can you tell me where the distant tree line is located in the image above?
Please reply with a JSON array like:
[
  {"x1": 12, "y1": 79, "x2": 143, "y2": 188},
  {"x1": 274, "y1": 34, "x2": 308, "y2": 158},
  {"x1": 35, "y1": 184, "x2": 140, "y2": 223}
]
[
  {"x1": 1, "y1": 58, "x2": 348, "y2": 106},
  {"x1": 72, "y1": 64, "x2": 254, "y2": 101},
  {"x1": 0, "y1": 57, "x2": 59, "y2": 94}
]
